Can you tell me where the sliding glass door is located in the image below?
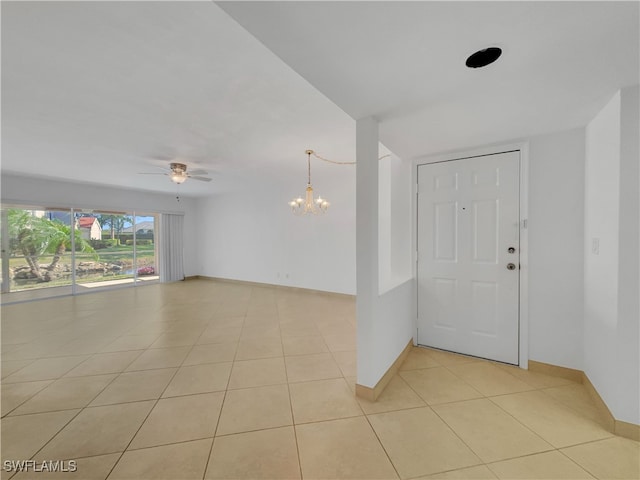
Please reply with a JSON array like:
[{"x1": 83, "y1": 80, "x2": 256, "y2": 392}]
[{"x1": 0, "y1": 205, "x2": 159, "y2": 302}]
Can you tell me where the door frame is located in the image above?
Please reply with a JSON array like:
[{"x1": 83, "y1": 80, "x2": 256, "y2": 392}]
[{"x1": 413, "y1": 142, "x2": 529, "y2": 369}]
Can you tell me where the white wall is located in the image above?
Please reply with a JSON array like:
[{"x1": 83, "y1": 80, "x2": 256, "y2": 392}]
[
  {"x1": 584, "y1": 91, "x2": 621, "y2": 419},
  {"x1": 616, "y1": 85, "x2": 639, "y2": 425},
  {"x1": 1, "y1": 174, "x2": 199, "y2": 276},
  {"x1": 528, "y1": 128, "x2": 585, "y2": 370},
  {"x1": 584, "y1": 87, "x2": 639, "y2": 425},
  {"x1": 356, "y1": 117, "x2": 414, "y2": 389},
  {"x1": 378, "y1": 153, "x2": 392, "y2": 291},
  {"x1": 378, "y1": 145, "x2": 412, "y2": 294},
  {"x1": 390, "y1": 151, "x2": 413, "y2": 283},
  {"x1": 195, "y1": 167, "x2": 356, "y2": 294}
]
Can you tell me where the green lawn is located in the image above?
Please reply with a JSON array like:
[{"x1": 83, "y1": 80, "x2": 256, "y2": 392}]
[{"x1": 88, "y1": 244, "x2": 155, "y2": 264}]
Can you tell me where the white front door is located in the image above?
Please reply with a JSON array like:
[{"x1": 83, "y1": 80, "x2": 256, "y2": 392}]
[{"x1": 417, "y1": 151, "x2": 520, "y2": 364}]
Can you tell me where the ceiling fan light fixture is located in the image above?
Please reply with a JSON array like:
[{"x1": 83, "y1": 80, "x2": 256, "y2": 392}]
[
  {"x1": 139, "y1": 161, "x2": 211, "y2": 184},
  {"x1": 170, "y1": 172, "x2": 187, "y2": 184}
]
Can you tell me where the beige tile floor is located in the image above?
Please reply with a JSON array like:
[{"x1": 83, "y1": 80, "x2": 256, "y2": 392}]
[{"x1": 1, "y1": 279, "x2": 639, "y2": 480}]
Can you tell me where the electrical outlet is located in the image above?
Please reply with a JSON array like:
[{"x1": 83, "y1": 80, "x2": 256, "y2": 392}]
[{"x1": 592, "y1": 238, "x2": 600, "y2": 255}]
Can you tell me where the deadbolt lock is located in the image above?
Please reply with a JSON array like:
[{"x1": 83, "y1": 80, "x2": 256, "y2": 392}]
[
  {"x1": 508, "y1": 247, "x2": 516, "y2": 254},
  {"x1": 507, "y1": 263, "x2": 517, "y2": 270}
]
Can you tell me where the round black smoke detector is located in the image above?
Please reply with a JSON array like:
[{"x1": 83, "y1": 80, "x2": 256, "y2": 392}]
[{"x1": 466, "y1": 47, "x2": 502, "y2": 68}]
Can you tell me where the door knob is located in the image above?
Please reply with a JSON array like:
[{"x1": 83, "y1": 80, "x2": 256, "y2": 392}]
[{"x1": 507, "y1": 263, "x2": 516, "y2": 270}]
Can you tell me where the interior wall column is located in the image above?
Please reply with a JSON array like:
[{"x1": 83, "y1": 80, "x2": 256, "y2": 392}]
[{"x1": 356, "y1": 116, "x2": 380, "y2": 387}]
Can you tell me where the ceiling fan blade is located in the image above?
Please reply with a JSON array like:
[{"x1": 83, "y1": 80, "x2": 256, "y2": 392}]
[
  {"x1": 138, "y1": 172, "x2": 168, "y2": 175},
  {"x1": 189, "y1": 176, "x2": 212, "y2": 182},
  {"x1": 188, "y1": 169, "x2": 208, "y2": 175}
]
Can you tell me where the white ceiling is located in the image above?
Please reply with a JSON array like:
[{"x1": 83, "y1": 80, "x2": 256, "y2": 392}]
[
  {"x1": 219, "y1": 1, "x2": 639, "y2": 160},
  {"x1": 2, "y1": 1, "x2": 638, "y2": 196},
  {"x1": 1, "y1": 1, "x2": 355, "y2": 196}
]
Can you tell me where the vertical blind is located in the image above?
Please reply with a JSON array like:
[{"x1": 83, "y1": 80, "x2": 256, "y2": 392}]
[{"x1": 159, "y1": 213, "x2": 184, "y2": 282}]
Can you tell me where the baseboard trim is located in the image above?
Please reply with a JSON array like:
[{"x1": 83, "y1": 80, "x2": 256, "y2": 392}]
[
  {"x1": 529, "y1": 359, "x2": 638, "y2": 441},
  {"x1": 356, "y1": 339, "x2": 413, "y2": 402},
  {"x1": 186, "y1": 275, "x2": 355, "y2": 299},
  {"x1": 615, "y1": 419, "x2": 640, "y2": 441},
  {"x1": 528, "y1": 360, "x2": 583, "y2": 383},
  {"x1": 581, "y1": 372, "x2": 616, "y2": 432}
]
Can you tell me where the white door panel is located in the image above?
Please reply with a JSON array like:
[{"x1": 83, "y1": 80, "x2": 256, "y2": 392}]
[{"x1": 417, "y1": 151, "x2": 520, "y2": 364}]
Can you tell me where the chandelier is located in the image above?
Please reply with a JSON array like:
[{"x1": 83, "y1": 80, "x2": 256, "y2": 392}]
[{"x1": 289, "y1": 150, "x2": 329, "y2": 215}]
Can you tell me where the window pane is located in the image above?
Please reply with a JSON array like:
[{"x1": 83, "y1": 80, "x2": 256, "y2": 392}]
[
  {"x1": 74, "y1": 211, "x2": 135, "y2": 288},
  {"x1": 134, "y1": 214, "x2": 158, "y2": 283}
]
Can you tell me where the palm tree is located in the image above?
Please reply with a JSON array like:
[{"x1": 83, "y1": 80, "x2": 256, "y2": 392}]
[
  {"x1": 43, "y1": 220, "x2": 96, "y2": 282},
  {"x1": 9, "y1": 209, "x2": 48, "y2": 281},
  {"x1": 8, "y1": 209, "x2": 96, "y2": 282}
]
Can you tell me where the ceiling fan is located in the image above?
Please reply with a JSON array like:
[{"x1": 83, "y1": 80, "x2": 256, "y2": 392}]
[{"x1": 139, "y1": 162, "x2": 212, "y2": 184}]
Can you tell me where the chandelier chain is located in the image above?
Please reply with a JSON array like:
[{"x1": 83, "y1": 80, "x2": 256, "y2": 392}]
[
  {"x1": 289, "y1": 149, "x2": 393, "y2": 216},
  {"x1": 311, "y1": 152, "x2": 391, "y2": 165}
]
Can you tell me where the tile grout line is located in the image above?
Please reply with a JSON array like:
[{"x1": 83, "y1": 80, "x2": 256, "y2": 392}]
[
  {"x1": 19, "y1": 404, "x2": 89, "y2": 472},
  {"x1": 2, "y1": 354, "x2": 93, "y2": 383},
  {"x1": 361, "y1": 410, "x2": 402, "y2": 479},
  {"x1": 485, "y1": 389, "x2": 613, "y2": 451},
  {"x1": 425, "y1": 403, "x2": 487, "y2": 472},
  {"x1": 556, "y1": 445, "x2": 601, "y2": 479},
  {"x1": 276, "y1": 288, "x2": 305, "y2": 480},
  {"x1": 396, "y1": 352, "x2": 556, "y2": 476},
  {"x1": 536, "y1": 385, "x2": 614, "y2": 431},
  {"x1": 326, "y1": 306, "x2": 398, "y2": 477},
  {"x1": 202, "y1": 295, "x2": 247, "y2": 480},
  {"x1": 9, "y1": 355, "x2": 138, "y2": 466},
  {"x1": 104, "y1": 320, "x2": 206, "y2": 480},
  {"x1": 483, "y1": 385, "x2": 567, "y2": 452},
  {"x1": 1, "y1": 379, "x2": 55, "y2": 418},
  {"x1": 483, "y1": 460, "x2": 502, "y2": 479}
]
